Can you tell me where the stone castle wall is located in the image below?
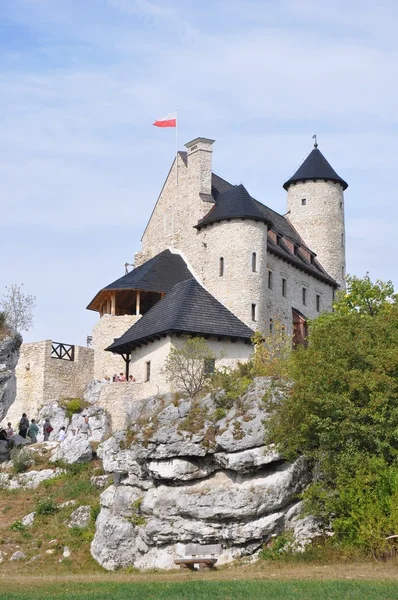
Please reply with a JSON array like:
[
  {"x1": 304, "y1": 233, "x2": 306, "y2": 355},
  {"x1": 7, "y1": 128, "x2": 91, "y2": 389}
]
[
  {"x1": 91, "y1": 315, "x2": 140, "y2": 380},
  {"x1": 287, "y1": 180, "x2": 346, "y2": 289},
  {"x1": 7, "y1": 340, "x2": 94, "y2": 426}
]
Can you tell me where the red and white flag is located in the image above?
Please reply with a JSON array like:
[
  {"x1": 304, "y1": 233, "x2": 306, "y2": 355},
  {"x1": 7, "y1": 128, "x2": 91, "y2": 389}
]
[{"x1": 153, "y1": 111, "x2": 177, "y2": 128}]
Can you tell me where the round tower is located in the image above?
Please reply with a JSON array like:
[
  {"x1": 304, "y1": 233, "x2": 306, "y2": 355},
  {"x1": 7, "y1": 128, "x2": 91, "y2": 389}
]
[{"x1": 283, "y1": 139, "x2": 348, "y2": 290}]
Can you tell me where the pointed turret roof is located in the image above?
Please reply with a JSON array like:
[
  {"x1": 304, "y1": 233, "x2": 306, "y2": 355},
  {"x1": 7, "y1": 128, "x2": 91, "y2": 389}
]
[
  {"x1": 283, "y1": 146, "x2": 348, "y2": 191},
  {"x1": 106, "y1": 278, "x2": 254, "y2": 354},
  {"x1": 196, "y1": 184, "x2": 273, "y2": 229}
]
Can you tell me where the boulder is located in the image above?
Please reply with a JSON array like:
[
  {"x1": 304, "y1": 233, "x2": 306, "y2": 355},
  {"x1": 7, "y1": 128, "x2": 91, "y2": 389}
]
[
  {"x1": 0, "y1": 468, "x2": 62, "y2": 490},
  {"x1": 10, "y1": 434, "x2": 30, "y2": 447},
  {"x1": 50, "y1": 436, "x2": 92, "y2": 464},
  {"x1": 37, "y1": 401, "x2": 69, "y2": 442},
  {"x1": 91, "y1": 509, "x2": 140, "y2": 570},
  {"x1": 213, "y1": 445, "x2": 282, "y2": 473},
  {"x1": 68, "y1": 505, "x2": 91, "y2": 529},
  {"x1": 0, "y1": 333, "x2": 22, "y2": 421},
  {"x1": 90, "y1": 474, "x2": 112, "y2": 489},
  {"x1": 63, "y1": 546, "x2": 71, "y2": 558},
  {"x1": 21, "y1": 512, "x2": 36, "y2": 527},
  {"x1": 10, "y1": 550, "x2": 26, "y2": 561}
]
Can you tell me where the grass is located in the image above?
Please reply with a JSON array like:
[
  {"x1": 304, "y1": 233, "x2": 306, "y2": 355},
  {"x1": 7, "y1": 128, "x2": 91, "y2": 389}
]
[{"x1": 2, "y1": 577, "x2": 398, "y2": 600}]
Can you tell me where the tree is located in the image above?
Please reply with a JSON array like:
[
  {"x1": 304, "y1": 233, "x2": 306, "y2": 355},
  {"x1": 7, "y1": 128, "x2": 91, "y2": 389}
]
[
  {"x1": 251, "y1": 315, "x2": 292, "y2": 378},
  {"x1": 164, "y1": 336, "x2": 216, "y2": 397},
  {"x1": 334, "y1": 272, "x2": 396, "y2": 316},
  {"x1": 265, "y1": 275, "x2": 398, "y2": 554},
  {"x1": 0, "y1": 284, "x2": 36, "y2": 333}
]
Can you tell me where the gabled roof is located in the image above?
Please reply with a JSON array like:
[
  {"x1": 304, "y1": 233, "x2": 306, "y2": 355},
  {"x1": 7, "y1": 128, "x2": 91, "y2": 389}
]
[
  {"x1": 106, "y1": 278, "x2": 254, "y2": 354},
  {"x1": 283, "y1": 147, "x2": 348, "y2": 191},
  {"x1": 196, "y1": 184, "x2": 273, "y2": 229},
  {"x1": 86, "y1": 250, "x2": 193, "y2": 311}
]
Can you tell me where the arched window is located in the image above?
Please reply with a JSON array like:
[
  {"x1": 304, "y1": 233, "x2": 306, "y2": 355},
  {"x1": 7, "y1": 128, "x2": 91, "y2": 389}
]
[
  {"x1": 252, "y1": 252, "x2": 257, "y2": 272},
  {"x1": 219, "y1": 257, "x2": 224, "y2": 277}
]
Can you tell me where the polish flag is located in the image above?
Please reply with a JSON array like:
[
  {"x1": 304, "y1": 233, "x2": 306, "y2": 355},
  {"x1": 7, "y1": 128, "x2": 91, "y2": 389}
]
[{"x1": 153, "y1": 112, "x2": 177, "y2": 128}]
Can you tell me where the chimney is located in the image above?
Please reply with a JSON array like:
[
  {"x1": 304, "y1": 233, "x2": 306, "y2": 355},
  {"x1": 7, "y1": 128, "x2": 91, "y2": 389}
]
[{"x1": 184, "y1": 137, "x2": 215, "y2": 200}]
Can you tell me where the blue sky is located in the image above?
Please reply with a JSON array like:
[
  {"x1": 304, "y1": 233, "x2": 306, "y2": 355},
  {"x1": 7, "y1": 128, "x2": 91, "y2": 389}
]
[{"x1": 1, "y1": 0, "x2": 397, "y2": 345}]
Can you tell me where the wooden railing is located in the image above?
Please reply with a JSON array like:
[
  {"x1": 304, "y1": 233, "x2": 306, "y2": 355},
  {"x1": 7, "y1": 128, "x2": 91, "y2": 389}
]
[{"x1": 51, "y1": 342, "x2": 75, "y2": 361}]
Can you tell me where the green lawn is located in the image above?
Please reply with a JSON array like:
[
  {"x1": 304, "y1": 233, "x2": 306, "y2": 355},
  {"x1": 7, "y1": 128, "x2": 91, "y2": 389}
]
[{"x1": 3, "y1": 580, "x2": 398, "y2": 600}]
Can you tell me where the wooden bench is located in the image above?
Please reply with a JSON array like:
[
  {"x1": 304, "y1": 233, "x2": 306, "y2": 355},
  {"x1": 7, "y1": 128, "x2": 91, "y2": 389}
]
[{"x1": 175, "y1": 543, "x2": 222, "y2": 571}]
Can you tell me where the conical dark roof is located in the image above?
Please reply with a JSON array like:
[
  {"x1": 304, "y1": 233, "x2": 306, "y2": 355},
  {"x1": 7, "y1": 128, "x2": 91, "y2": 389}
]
[
  {"x1": 196, "y1": 184, "x2": 273, "y2": 229},
  {"x1": 283, "y1": 147, "x2": 348, "y2": 191},
  {"x1": 106, "y1": 278, "x2": 254, "y2": 354}
]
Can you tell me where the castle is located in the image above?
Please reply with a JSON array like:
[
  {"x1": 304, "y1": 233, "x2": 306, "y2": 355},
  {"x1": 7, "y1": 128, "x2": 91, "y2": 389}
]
[{"x1": 8, "y1": 135, "x2": 348, "y2": 421}]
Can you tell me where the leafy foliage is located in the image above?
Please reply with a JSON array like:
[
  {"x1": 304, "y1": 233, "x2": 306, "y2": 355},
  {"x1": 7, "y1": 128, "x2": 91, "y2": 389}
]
[
  {"x1": 250, "y1": 316, "x2": 292, "y2": 378},
  {"x1": 61, "y1": 397, "x2": 89, "y2": 419},
  {"x1": 164, "y1": 336, "x2": 216, "y2": 397},
  {"x1": 0, "y1": 283, "x2": 36, "y2": 333},
  {"x1": 36, "y1": 496, "x2": 58, "y2": 516},
  {"x1": 333, "y1": 272, "x2": 396, "y2": 316},
  {"x1": 10, "y1": 447, "x2": 32, "y2": 474},
  {"x1": 266, "y1": 275, "x2": 398, "y2": 555}
]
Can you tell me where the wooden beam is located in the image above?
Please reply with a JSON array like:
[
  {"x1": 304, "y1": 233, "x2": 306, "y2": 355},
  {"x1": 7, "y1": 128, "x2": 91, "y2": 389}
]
[
  {"x1": 136, "y1": 290, "x2": 141, "y2": 316},
  {"x1": 111, "y1": 292, "x2": 116, "y2": 316}
]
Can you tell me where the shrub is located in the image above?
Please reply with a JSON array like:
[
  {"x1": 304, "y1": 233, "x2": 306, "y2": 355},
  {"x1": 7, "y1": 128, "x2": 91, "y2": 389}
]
[
  {"x1": 10, "y1": 520, "x2": 25, "y2": 532},
  {"x1": 36, "y1": 496, "x2": 58, "y2": 516},
  {"x1": 61, "y1": 397, "x2": 89, "y2": 419},
  {"x1": 10, "y1": 447, "x2": 32, "y2": 474},
  {"x1": 259, "y1": 532, "x2": 294, "y2": 561},
  {"x1": 163, "y1": 336, "x2": 217, "y2": 397}
]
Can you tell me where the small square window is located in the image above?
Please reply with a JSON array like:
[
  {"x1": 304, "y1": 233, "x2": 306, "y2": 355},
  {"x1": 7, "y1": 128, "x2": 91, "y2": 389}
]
[
  {"x1": 316, "y1": 294, "x2": 321, "y2": 312},
  {"x1": 251, "y1": 303, "x2": 257, "y2": 322},
  {"x1": 145, "y1": 361, "x2": 151, "y2": 382},
  {"x1": 282, "y1": 278, "x2": 287, "y2": 297},
  {"x1": 276, "y1": 234, "x2": 282, "y2": 246},
  {"x1": 268, "y1": 270, "x2": 273, "y2": 289},
  {"x1": 301, "y1": 198, "x2": 307, "y2": 206},
  {"x1": 302, "y1": 287, "x2": 307, "y2": 305},
  {"x1": 294, "y1": 245, "x2": 299, "y2": 256}
]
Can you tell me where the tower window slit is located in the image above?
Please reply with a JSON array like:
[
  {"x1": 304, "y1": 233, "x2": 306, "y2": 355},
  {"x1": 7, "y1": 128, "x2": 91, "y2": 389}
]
[
  {"x1": 252, "y1": 252, "x2": 257, "y2": 272},
  {"x1": 268, "y1": 270, "x2": 273, "y2": 289},
  {"x1": 251, "y1": 303, "x2": 257, "y2": 322},
  {"x1": 316, "y1": 294, "x2": 321, "y2": 312},
  {"x1": 219, "y1": 257, "x2": 224, "y2": 277},
  {"x1": 302, "y1": 287, "x2": 307, "y2": 305},
  {"x1": 282, "y1": 278, "x2": 287, "y2": 297}
]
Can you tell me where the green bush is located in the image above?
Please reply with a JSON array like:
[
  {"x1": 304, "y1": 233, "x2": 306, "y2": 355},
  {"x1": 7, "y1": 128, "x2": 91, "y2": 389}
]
[
  {"x1": 61, "y1": 397, "x2": 89, "y2": 419},
  {"x1": 259, "y1": 532, "x2": 293, "y2": 561},
  {"x1": 10, "y1": 447, "x2": 32, "y2": 474},
  {"x1": 10, "y1": 520, "x2": 25, "y2": 532},
  {"x1": 36, "y1": 496, "x2": 58, "y2": 516}
]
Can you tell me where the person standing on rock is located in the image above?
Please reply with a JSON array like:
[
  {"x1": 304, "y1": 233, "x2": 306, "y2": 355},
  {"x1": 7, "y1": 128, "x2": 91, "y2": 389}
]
[
  {"x1": 58, "y1": 426, "x2": 66, "y2": 442},
  {"x1": 43, "y1": 418, "x2": 53, "y2": 442},
  {"x1": 18, "y1": 413, "x2": 29, "y2": 438},
  {"x1": 28, "y1": 419, "x2": 39, "y2": 444},
  {"x1": 78, "y1": 416, "x2": 92, "y2": 438}
]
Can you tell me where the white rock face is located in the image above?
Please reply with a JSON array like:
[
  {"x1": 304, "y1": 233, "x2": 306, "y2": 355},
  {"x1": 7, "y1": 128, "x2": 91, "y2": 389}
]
[
  {"x1": 92, "y1": 378, "x2": 314, "y2": 571},
  {"x1": 0, "y1": 333, "x2": 22, "y2": 422},
  {"x1": 37, "y1": 401, "x2": 69, "y2": 442},
  {"x1": 0, "y1": 468, "x2": 62, "y2": 489},
  {"x1": 83, "y1": 379, "x2": 105, "y2": 404},
  {"x1": 21, "y1": 512, "x2": 36, "y2": 527},
  {"x1": 70, "y1": 406, "x2": 109, "y2": 442},
  {"x1": 10, "y1": 551, "x2": 26, "y2": 561},
  {"x1": 68, "y1": 505, "x2": 92, "y2": 529},
  {"x1": 50, "y1": 436, "x2": 92, "y2": 464},
  {"x1": 63, "y1": 546, "x2": 71, "y2": 558}
]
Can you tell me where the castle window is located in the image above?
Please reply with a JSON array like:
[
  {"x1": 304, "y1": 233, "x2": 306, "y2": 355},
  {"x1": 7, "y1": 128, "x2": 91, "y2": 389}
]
[
  {"x1": 342, "y1": 266, "x2": 345, "y2": 279},
  {"x1": 251, "y1": 303, "x2": 257, "y2": 322},
  {"x1": 204, "y1": 358, "x2": 215, "y2": 375},
  {"x1": 219, "y1": 257, "x2": 224, "y2": 277},
  {"x1": 310, "y1": 255, "x2": 314, "y2": 265},
  {"x1": 281, "y1": 325, "x2": 285, "y2": 339},
  {"x1": 282, "y1": 278, "x2": 287, "y2": 297},
  {"x1": 145, "y1": 361, "x2": 151, "y2": 382},
  {"x1": 268, "y1": 270, "x2": 273, "y2": 290},
  {"x1": 301, "y1": 198, "x2": 307, "y2": 206},
  {"x1": 294, "y1": 245, "x2": 299, "y2": 256},
  {"x1": 340, "y1": 201, "x2": 343, "y2": 210},
  {"x1": 269, "y1": 318, "x2": 273, "y2": 333},
  {"x1": 316, "y1": 294, "x2": 321, "y2": 312},
  {"x1": 302, "y1": 287, "x2": 307, "y2": 305},
  {"x1": 276, "y1": 234, "x2": 282, "y2": 246},
  {"x1": 252, "y1": 252, "x2": 257, "y2": 272},
  {"x1": 341, "y1": 233, "x2": 344, "y2": 247}
]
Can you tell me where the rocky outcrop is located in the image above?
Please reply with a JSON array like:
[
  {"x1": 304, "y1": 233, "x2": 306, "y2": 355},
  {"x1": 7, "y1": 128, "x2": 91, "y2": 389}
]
[
  {"x1": 92, "y1": 378, "x2": 310, "y2": 571},
  {"x1": 37, "y1": 401, "x2": 109, "y2": 443},
  {"x1": 0, "y1": 468, "x2": 63, "y2": 489},
  {"x1": 0, "y1": 333, "x2": 22, "y2": 422},
  {"x1": 50, "y1": 436, "x2": 93, "y2": 464}
]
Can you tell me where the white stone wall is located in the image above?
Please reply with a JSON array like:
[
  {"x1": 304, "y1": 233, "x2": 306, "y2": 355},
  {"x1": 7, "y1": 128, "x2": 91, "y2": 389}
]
[
  {"x1": 8, "y1": 340, "x2": 94, "y2": 426},
  {"x1": 198, "y1": 221, "x2": 268, "y2": 328},
  {"x1": 265, "y1": 252, "x2": 334, "y2": 335},
  {"x1": 91, "y1": 315, "x2": 140, "y2": 380},
  {"x1": 129, "y1": 337, "x2": 172, "y2": 396},
  {"x1": 286, "y1": 180, "x2": 346, "y2": 289}
]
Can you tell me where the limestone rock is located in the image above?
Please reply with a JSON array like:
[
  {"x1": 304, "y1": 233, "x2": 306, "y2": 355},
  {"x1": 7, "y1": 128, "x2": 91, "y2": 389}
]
[
  {"x1": 50, "y1": 436, "x2": 92, "y2": 464},
  {"x1": 68, "y1": 505, "x2": 92, "y2": 528},
  {"x1": 146, "y1": 457, "x2": 216, "y2": 481},
  {"x1": 37, "y1": 401, "x2": 69, "y2": 442},
  {"x1": 63, "y1": 546, "x2": 71, "y2": 558},
  {"x1": 0, "y1": 440, "x2": 9, "y2": 462},
  {"x1": 285, "y1": 501, "x2": 324, "y2": 550},
  {"x1": 0, "y1": 468, "x2": 62, "y2": 490},
  {"x1": 90, "y1": 474, "x2": 112, "y2": 489},
  {"x1": 21, "y1": 512, "x2": 36, "y2": 527},
  {"x1": 0, "y1": 550, "x2": 6, "y2": 563},
  {"x1": 0, "y1": 333, "x2": 22, "y2": 421},
  {"x1": 70, "y1": 406, "x2": 109, "y2": 442},
  {"x1": 91, "y1": 509, "x2": 138, "y2": 570},
  {"x1": 59, "y1": 499, "x2": 76, "y2": 509},
  {"x1": 83, "y1": 379, "x2": 105, "y2": 404},
  {"x1": 10, "y1": 550, "x2": 26, "y2": 561},
  {"x1": 9, "y1": 434, "x2": 31, "y2": 447},
  {"x1": 213, "y1": 445, "x2": 282, "y2": 473}
]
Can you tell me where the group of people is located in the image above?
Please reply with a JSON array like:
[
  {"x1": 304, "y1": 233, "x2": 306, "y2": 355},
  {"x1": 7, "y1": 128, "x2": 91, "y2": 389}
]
[
  {"x1": 0, "y1": 413, "x2": 93, "y2": 446},
  {"x1": 103, "y1": 373, "x2": 136, "y2": 383}
]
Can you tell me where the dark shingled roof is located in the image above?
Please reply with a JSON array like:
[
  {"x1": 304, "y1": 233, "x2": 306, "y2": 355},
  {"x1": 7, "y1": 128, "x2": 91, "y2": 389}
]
[
  {"x1": 86, "y1": 250, "x2": 193, "y2": 310},
  {"x1": 106, "y1": 278, "x2": 254, "y2": 354},
  {"x1": 196, "y1": 184, "x2": 273, "y2": 228},
  {"x1": 283, "y1": 147, "x2": 348, "y2": 191}
]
